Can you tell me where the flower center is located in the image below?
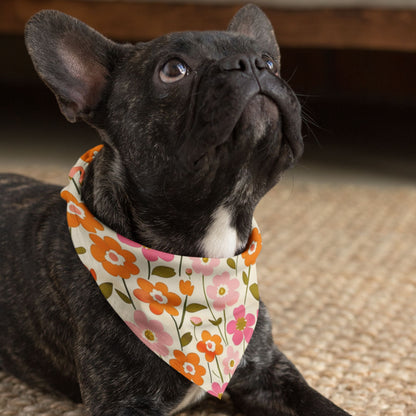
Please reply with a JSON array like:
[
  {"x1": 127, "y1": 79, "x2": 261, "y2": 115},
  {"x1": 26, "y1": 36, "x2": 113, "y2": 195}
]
[
  {"x1": 206, "y1": 340, "x2": 216, "y2": 352},
  {"x1": 150, "y1": 289, "x2": 168, "y2": 305},
  {"x1": 144, "y1": 329, "x2": 155, "y2": 342},
  {"x1": 229, "y1": 359, "x2": 235, "y2": 368},
  {"x1": 236, "y1": 317, "x2": 247, "y2": 331},
  {"x1": 202, "y1": 257, "x2": 209, "y2": 263},
  {"x1": 105, "y1": 249, "x2": 125, "y2": 266},
  {"x1": 218, "y1": 286, "x2": 227, "y2": 296},
  {"x1": 248, "y1": 241, "x2": 257, "y2": 255},
  {"x1": 68, "y1": 201, "x2": 85, "y2": 219},
  {"x1": 183, "y1": 362, "x2": 196, "y2": 375}
]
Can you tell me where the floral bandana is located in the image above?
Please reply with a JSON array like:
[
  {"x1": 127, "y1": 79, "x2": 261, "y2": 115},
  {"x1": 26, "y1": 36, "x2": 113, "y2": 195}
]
[{"x1": 60, "y1": 145, "x2": 262, "y2": 399}]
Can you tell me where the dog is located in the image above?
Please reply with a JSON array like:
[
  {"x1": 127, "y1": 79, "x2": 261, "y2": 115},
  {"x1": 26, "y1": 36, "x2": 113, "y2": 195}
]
[{"x1": 0, "y1": 5, "x2": 351, "y2": 416}]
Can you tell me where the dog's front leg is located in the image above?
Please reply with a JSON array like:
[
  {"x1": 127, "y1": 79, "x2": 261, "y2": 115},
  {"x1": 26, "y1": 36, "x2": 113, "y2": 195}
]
[
  {"x1": 75, "y1": 351, "x2": 165, "y2": 416},
  {"x1": 72, "y1": 316, "x2": 190, "y2": 416},
  {"x1": 75, "y1": 356, "x2": 167, "y2": 416},
  {"x1": 228, "y1": 302, "x2": 350, "y2": 416}
]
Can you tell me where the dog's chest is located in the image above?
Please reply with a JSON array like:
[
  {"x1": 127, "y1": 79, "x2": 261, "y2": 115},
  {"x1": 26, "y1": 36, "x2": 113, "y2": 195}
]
[{"x1": 199, "y1": 206, "x2": 242, "y2": 258}]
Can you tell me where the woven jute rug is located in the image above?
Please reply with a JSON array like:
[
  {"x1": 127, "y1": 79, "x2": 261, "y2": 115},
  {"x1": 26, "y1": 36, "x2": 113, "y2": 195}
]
[{"x1": 1, "y1": 164, "x2": 415, "y2": 416}]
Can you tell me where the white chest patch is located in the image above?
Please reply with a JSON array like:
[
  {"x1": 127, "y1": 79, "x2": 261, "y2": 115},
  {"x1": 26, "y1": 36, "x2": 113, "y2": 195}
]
[{"x1": 199, "y1": 206, "x2": 241, "y2": 258}]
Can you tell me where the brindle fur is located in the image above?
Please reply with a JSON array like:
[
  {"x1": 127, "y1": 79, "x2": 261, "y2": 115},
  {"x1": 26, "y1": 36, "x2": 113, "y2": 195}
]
[{"x1": 0, "y1": 5, "x2": 350, "y2": 416}]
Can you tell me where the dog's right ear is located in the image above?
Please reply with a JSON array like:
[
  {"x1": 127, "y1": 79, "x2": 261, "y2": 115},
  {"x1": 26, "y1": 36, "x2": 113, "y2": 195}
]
[{"x1": 25, "y1": 10, "x2": 125, "y2": 123}]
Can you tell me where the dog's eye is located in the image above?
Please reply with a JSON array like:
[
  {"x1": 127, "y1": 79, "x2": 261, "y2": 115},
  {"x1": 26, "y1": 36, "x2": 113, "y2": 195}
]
[
  {"x1": 160, "y1": 59, "x2": 189, "y2": 83},
  {"x1": 263, "y1": 55, "x2": 279, "y2": 75}
]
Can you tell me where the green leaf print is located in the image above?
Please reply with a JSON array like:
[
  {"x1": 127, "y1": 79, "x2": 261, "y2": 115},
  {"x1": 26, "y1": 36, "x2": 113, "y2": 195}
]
[
  {"x1": 151, "y1": 266, "x2": 176, "y2": 278},
  {"x1": 115, "y1": 289, "x2": 132, "y2": 304},
  {"x1": 180, "y1": 332, "x2": 193, "y2": 347},
  {"x1": 209, "y1": 317, "x2": 223, "y2": 326},
  {"x1": 227, "y1": 258, "x2": 236, "y2": 270},
  {"x1": 186, "y1": 303, "x2": 207, "y2": 313},
  {"x1": 249, "y1": 283, "x2": 260, "y2": 300},
  {"x1": 99, "y1": 282, "x2": 113, "y2": 299},
  {"x1": 242, "y1": 271, "x2": 249, "y2": 285}
]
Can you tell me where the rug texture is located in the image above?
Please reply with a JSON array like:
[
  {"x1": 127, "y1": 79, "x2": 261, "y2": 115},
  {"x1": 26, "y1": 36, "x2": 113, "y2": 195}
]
[{"x1": 1, "y1": 165, "x2": 415, "y2": 416}]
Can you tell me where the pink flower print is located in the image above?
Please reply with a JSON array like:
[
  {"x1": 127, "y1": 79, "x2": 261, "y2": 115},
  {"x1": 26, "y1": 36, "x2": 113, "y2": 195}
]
[
  {"x1": 208, "y1": 382, "x2": 228, "y2": 399},
  {"x1": 222, "y1": 346, "x2": 240, "y2": 376},
  {"x1": 117, "y1": 234, "x2": 142, "y2": 248},
  {"x1": 190, "y1": 257, "x2": 220, "y2": 276},
  {"x1": 117, "y1": 235, "x2": 174, "y2": 262},
  {"x1": 141, "y1": 247, "x2": 175, "y2": 262},
  {"x1": 206, "y1": 272, "x2": 240, "y2": 311},
  {"x1": 226, "y1": 305, "x2": 256, "y2": 345},
  {"x1": 190, "y1": 317, "x2": 202, "y2": 326},
  {"x1": 69, "y1": 166, "x2": 85, "y2": 183},
  {"x1": 125, "y1": 310, "x2": 173, "y2": 356}
]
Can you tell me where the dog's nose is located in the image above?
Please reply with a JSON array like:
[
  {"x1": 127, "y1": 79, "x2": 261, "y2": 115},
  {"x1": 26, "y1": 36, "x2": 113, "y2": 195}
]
[{"x1": 220, "y1": 54, "x2": 267, "y2": 74}]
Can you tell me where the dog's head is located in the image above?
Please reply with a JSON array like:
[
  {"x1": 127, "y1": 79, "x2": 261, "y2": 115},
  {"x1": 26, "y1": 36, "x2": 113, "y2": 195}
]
[{"x1": 25, "y1": 5, "x2": 303, "y2": 254}]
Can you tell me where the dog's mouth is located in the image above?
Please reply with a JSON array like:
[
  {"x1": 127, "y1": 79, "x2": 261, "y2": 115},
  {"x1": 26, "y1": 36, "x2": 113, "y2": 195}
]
[
  {"x1": 191, "y1": 94, "x2": 277, "y2": 163},
  {"x1": 178, "y1": 74, "x2": 303, "y2": 175},
  {"x1": 260, "y1": 76, "x2": 304, "y2": 164}
]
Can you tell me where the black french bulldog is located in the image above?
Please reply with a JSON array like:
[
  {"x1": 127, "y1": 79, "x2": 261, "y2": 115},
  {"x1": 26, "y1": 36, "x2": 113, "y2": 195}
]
[{"x1": 0, "y1": 4, "x2": 351, "y2": 416}]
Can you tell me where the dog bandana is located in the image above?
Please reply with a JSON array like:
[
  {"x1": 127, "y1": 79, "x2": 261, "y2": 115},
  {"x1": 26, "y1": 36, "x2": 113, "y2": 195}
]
[{"x1": 61, "y1": 145, "x2": 262, "y2": 398}]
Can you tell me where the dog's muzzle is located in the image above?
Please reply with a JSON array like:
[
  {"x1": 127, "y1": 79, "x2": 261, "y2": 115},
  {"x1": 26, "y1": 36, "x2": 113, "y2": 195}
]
[{"x1": 178, "y1": 53, "x2": 304, "y2": 169}]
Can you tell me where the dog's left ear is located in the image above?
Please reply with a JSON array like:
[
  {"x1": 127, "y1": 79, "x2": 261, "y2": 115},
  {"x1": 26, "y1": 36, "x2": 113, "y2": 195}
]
[{"x1": 228, "y1": 4, "x2": 280, "y2": 69}]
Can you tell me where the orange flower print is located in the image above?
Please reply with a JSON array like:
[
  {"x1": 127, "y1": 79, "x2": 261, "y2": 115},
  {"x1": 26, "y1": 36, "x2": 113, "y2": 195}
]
[
  {"x1": 68, "y1": 166, "x2": 85, "y2": 183},
  {"x1": 80, "y1": 144, "x2": 104, "y2": 163},
  {"x1": 197, "y1": 330, "x2": 223, "y2": 362},
  {"x1": 169, "y1": 350, "x2": 206, "y2": 386},
  {"x1": 90, "y1": 234, "x2": 139, "y2": 279},
  {"x1": 179, "y1": 280, "x2": 194, "y2": 296},
  {"x1": 90, "y1": 269, "x2": 97, "y2": 281},
  {"x1": 133, "y1": 278, "x2": 181, "y2": 316},
  {"x1": 61, "y1": 191, "x2": 104, "y2": 233},
  {"x1": 241, "y1": 227, "x2": 262, "y2": 266}
]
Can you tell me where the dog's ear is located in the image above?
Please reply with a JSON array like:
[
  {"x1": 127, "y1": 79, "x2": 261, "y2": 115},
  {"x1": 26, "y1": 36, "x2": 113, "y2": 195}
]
[
  {"x1": 228, "y1": 4, "x2": 280, "y2": 68},
  {"x1": 25, "y1": 10, "x2": 123, "y2": 123}
]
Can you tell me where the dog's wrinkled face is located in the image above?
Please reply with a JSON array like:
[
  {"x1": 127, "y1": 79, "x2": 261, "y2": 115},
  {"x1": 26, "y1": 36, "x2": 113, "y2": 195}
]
[
  {"x1": 25, "y1": 5, "x2": 303, "y2": 250},
  {"x1": 111, "y1": 30, "x2": 302, "y2": 199}
]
